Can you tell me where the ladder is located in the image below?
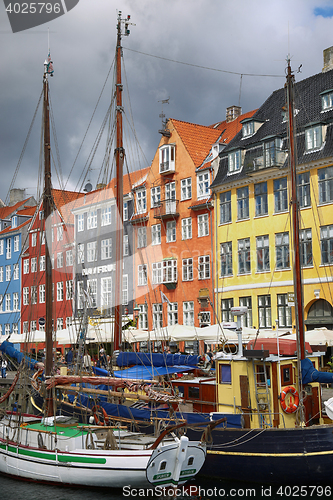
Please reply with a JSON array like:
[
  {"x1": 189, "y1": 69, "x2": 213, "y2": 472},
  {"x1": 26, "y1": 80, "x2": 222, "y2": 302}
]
[{"x1": 252, "y1": 358, "x2": 272, "y2": 428}]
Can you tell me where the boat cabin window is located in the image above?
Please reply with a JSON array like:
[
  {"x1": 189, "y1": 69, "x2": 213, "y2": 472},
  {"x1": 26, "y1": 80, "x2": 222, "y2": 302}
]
[
  {"x1": 219, "y1": 364, "x2": 231, "y2": 384},
  {"x1": 281, "y1": 363, "x2": 293, "y2": 385},
  {"x1": 188, "y1": 456, "x2": 194, "y2": 466},
  {"x1": 159, "y1": 460, "x2": 167, "y2": 471},
  {"x1": 188, "y1": 386, "x2": 200, "y2": 399}
]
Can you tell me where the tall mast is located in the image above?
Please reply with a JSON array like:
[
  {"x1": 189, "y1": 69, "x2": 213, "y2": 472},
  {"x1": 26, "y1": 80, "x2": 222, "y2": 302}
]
[
  {"x1": 286, "y1": 59, "x2": 306, "y2": 364},
  {"x1": 43, "y1": 54, "x2": 53, "y2": 414},
  {"x1": 114, "y1": 12, "x2": 132, "y2": 352}
]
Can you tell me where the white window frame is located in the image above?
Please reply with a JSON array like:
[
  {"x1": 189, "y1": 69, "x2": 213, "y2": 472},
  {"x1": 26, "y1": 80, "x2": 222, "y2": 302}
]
[
  {"x1": 87, "y1": 210, "x2": 97, "y2": 229},
  {"x1": 13, "y1": 292, "x2": 19, "y2": 311},
  {"x1": 137, "y1": 227, "x2": 147, "y2": 248},
  {"x1": 182, "y1": 258, "x2": 193, "y2": 281},
  {"x1": 122, "y1": 275, "x2": 128, "y2": 305},
  {"x1": 23, "y1": 287, "x2": 29, "y2": 306},
  {"x1": 31, "y1": 257, "x2": 37, "y2": 273},
  {"x1": 197, "y1": 171, "x2": 210, "y2": 198},
  {"x1": 151, "y1": 224, "x2": 161, "y2": 245},
  {"x1": 5, "y1": 265, "x2": 11, "y2": 281},
  {"x1": 57, "y1": 252, "x2": 63, "y2": 269},
  {"x1": 136, "y1": 188, "x2": 147, "y2": 214},
  {"x1": 57, "y1": 225, "x2": 63, "y2": 242},
  {"x1": 198, "y1": 213, "x2": 209, "y2": 237},
  {"x1": 138, "y1": 264, "x2": 148, "y2": 286},
  {"x1": 183, "y1": 301, "x2": 194, "y2": 326},
  {"x1": 166, "y1": 220, "x2": 176, "y2": 243},
  {"x1": 123, "y1": 234, "x2": 129, "y2": 256},
  {"x1": 159, "y1": 144, "x2": 175, "y2": 173},
  {"x1": 87, "y1": 279, "x2": 97, "y2": 308},
  {"x1": 66, "y1": 250, "x2": 73, "y2": 267},
  {"x1": 39, "y1": 284, "x2": 45, "y2": 303},
  {"x1": 13, "y1": 263, "x2": 19, "y2": 280},
  {"x1": 182, "y1": 218, "x2": 192, "y2": 240},
  {"x1": 31, "y1": 232, "x2": 37, "y2": 247},
  {"x1": 101, "y1": 206, "x2": 112, "y2": 226},
  {"x1": 198, "y1": 255, "x2": 210, "y2": 280},
  {"x1": 101, "y1": 238, "x2": 112, "y2": 260},
  {"x1": 66, "y1": 280, "x2": 73, "y2": 300},
  {"x1": 181, "y1": 177, "x2": 192, "y2": 200},
  {"x1": 57, "y1": 281, "x2": 64, "y2": 302},
  {"x1": 101, "y1": 277, "x2": 112, "y2": 309},
  {"x1": 151, "y1": 186, "x2": 161, "y2": 208},
  {"x1": 167, "y1": 302, "x2": 178, "y2": 326},
  {"x1": 77, "y1": 214, "x2": 84, "y2": 232},
  {"x1": 77, "y1": 243, "x2": 84, "y2": 264},
  {"x1": 14, "y1": 235, "x2": 19, "y2": 252},
  {"x1": 87, "y1": 241, "x2": 97, "y2": 262}
]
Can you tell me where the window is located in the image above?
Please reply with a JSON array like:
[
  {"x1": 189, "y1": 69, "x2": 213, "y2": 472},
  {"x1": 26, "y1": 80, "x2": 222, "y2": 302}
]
[
  {"x1": 197, "y1": 172, "x2": 210, "y2": 198},
  {"x1": 13, "y1": 292, "x2": 19, "y2": 311},
  {"x1": 159, "y1": 145, "x2": 175, "y2": 173},
  {"x1": 87, "y1": 279, "x2": 97, "y2": 307},
  {"x1": 13, "y1": 263, "x2": 19, "y2": 280},
  {"x1": 23, "y1": 287, "x2": 29, "y2": 306},
  {"x1": 66, "y1": 250, "x2": 73, "y2": 267},
  {"x1": 182, "y1": 258, "x2": 193, "y2": 281},
  {"x1": 305, "y1": 125, "x2": 323, "y2": 151},
  {"x1": 101, "y1": 277, "x2": 112, "y2": 308},
  {"x1": 151, "y1": 224, "x2": 161, "y2": 245},
  {"x1": 87, "y1": 210, "x2": 97, "y2": 229},
  {"x1": 101, "y1": 238, "x2": 112, "y2": 260},
  {"x1": 41, "y1": 231, "x2": 45, "y2": 245},
  {"x1": 31, "y1": 286, "x2": 37, "y2": 305},
  {"x1": 165, "y1": 182, "x2": 176, "y2": 213},
  {"x1": 40, "y1": 255, "x2": 46, "y2": 271},
  {"x1": 122, "y1": 275, "x2": 128, "y2": 305},
  {"x1": 0, "y1": 295, "x2": 2, "y2": 312},
  {"x1": 30, "y1": 320, "x2": 37, "y2": 332},
  {"x1": 219, "y1": 364, "x2": 231, "y2": 384},
  {"x1": 0, "y1": 267, "x2": 3, "y2": 282},
  {"x1": 182, "y1": 218, "x2": 192, "y2": 240},
  {"x1": 39, "y1": 284, "x2": 45, "y2": 303},
  {"x1": 221, "y1": 298, "x2": 234, "y2": 322},
  {"x1": 228, "y1": 150, "x2": 241, "y2": 173},
  {"x1": 5, "y1": 265, "x2": 11, "y2": 281},
  {"x1": 256, "y1": 235, "x2": 270, "y2": 272},
  {"x1": 77, "y1": 243, "x2": 84, "y2": 264},
  {"x1": 320, "y1": 225, "x2": 333, "y2": 264},
  {"x1": 153, "y1": 303, "x2": 163, "y2": 329},
  {"x1": 166, "y1": 221, "x2": 176, "y2": 242},
  {"x1": 163, "y1": 259, "x2": 177, "y2": 283},
  {"x1": 5, "y1": 323, "x2": 10, "y2": 335},
  {"x1": 12, "y1": 216, "x2": 17, "y2": 228},
  {"x1": 258, "y1": 295, "x2": 271, "y2": 328},
  {"x1": 264, "y1": 138, "x2": 282, "y2": 167},
  {"x1": 281, "y1": 364, "x2": 293, "y2": 385},
  {"x1": 297, "y1": 172, "x2": 311, "y2": 208},
  {"x1": 220, "y1": 242, "x2": 233, "y2": 276},
  {"x1": 101, "y1": 206, "x2": 112, "y2": 226},
  {"x1": 57, "y1": 282, "x2": 63, "y2": 301},
  {"x1": 77, "y1": 281, "x2": 84, "y2": 309},
  {"x1": 321, "y1": 90, "x2": 333, "y2": 110},
  {"x1": 198, "y1": 255, "x2": 210, "y2": 280},
  {"x1": 31, "y1": 232, "x2": 37, "y2": 247},
  {"x1": 137, "y1": 227, "x2": 147, "y2": 248},
  {"x1": 23, "y1": 259, "x2": 29, "y2": 274},
  {"x1": 138, "y1": 264, "x2": 148, "y2": 286},
  {"x1": 77, "y1": 214, "x2": 84, "y2": 232},
  {"x1": 87, "y1": 241, "x2": 97, "y2": 262},
  {"x1": 220, "y1": 191, "x2": 231, "y2": 224},
  {"x1": 183, "y1": 301, "x2": 194, "y2": 326},
  {"x1": 318, "y1": 166, "x2": 333, "y2": 204},
  {"x1": 57, "y1": 252, "x2": 63, "y2": 269},
  {"x1": 57, "y1": 318, "x2": 64, "y2": 331},
  {"x1": 198, "y1": 213, "x2": 209, "y2": 237},
  {"x1": 151, "y1": 186, "x2": 161, "y2": 207},
  {"x1": 277, "y1": 294, "x2": 292, "y2": 327},
  {"x1": 31, "y1": 257, "x2": 37, "y2": 273},
  {"x1": 152, "y1": 262, "x2": 163, "y2": 284},
  {"x1": 13, "y1": 235, "x2": 19, "y2": 252},
  {"x1": 57, "y1": 225, "x2": 63, "y2": 241},
  {"x1": 275, "y1": 232, "x2": 290, "y2": 269},
  {"x1": 237, "y1": 186, "x2": 249, "y2": 220},
  {"x1": 139, "y1": 303, "x2": 148, "y2": 330},
  {"x1": 199, "y1": 311, "x2": 211, "y2": 326},
  {"x1": 0, "y1": 240, "x2": 3, "y2": 255},
  {"x1": 300, "y1": 229, "x2": 313, "y2": 266},
  {"x1": 239, "y1": 296, "x2": 252, "y2": 328},
  {"x1": 66, "y1": 280, "x2": 73, "y2": 300},
  {"x1": 66, "y1": 317, "x2": 72, "y2": 329},
  {"x1": 255, "y1": 182, "x2": 268, "y2": 216},
  {"x1": 136, "y1": 188, "x2": 147, "y2": 214},
  {"x1": 274, "y1": 177, "x2": 288, "y2": 212},
  {"x1": 168, "y1": 302, "x2": 178, "y2": 325},
  {"x1": 6, "y1": 238, "x2": 11, "y2": 259},
  {"x1": 123, "y1": 201, "x2": 128, "y2": 221},
  {"x1": 23, "y1": 321, "x2": 28, "y2": 334},
  {"x1": 181, "y1": 178, "x2": 192, "y2": 200},
  {"x1": 242, "y1": 121, "x2": 254, "y2": 137},
  {"x1": 238, "y1": 238, "x2": 251, "y2": 274},
  {"x1": 123, "y1": 234, "x2": 129, "y2": 256},
  {"x1": 12, "y1": 323, "x2": 18, "y2": 335}
]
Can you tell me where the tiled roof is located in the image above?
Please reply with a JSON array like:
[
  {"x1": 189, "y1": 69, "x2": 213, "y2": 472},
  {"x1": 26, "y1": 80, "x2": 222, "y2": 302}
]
[
  {"x1": 210, "y1": 109, "x2": 258, "y2": 145},
  {"x1": 212, "y1": 68, "x2": 333, "y2": 189},
  {"x1": 188, "y1": 197, "x2": 212, "y2": 210},
  {"x1": 52, "y1": 189, "x2": 86, "y2": 225},
  {"x1": 171, "y1": 119, "x2": 222, "y2": 168},
  {"x1": 0, "y1": 197, "x2": 36, "y2": 220},
  {"x1": 0, "y1": 219, "x2": 30, "y2": 235}
]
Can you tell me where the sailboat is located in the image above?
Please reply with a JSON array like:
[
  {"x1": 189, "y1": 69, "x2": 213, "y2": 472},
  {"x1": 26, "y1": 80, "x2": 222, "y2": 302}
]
[{"x1": 0, "y1": 13, "x2": 208, "y2": 488}]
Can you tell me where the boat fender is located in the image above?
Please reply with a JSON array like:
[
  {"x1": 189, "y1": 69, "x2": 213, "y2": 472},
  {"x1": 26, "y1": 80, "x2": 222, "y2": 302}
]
[
  {"x1": 92, "y1": 405, "x2": 110, "y2": 426},
  {"x1": 280, "y1": 386, "x2": 299, "y2": 413}
]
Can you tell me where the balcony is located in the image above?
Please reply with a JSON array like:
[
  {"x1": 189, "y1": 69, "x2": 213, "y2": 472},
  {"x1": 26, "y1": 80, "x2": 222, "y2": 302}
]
[{"x1": 153, "y1": 199, "x2": 179, "y2": 220}]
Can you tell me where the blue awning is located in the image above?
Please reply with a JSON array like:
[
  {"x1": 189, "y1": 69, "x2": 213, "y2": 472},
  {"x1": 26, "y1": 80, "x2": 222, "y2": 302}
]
[{"x1": 113, "y1": 364, "x2": 194, "y2": 380}]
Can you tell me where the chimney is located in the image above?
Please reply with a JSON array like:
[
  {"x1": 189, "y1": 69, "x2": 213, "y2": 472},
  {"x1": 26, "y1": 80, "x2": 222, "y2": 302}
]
[
  {"x1": 9, "y1": 188, "x2": 26, "y2": 206},
  {"x1": 322, "y1": 47, "x2": 333, "y2": 72},
  {"x1": 226, "y1": 105, "x2": 242, "y2": 123}
]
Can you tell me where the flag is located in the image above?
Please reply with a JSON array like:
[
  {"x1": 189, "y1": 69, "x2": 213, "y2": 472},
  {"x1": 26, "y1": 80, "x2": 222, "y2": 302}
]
[
  {"x1": 46, "y1": 50, "x2": 54, "y2": 76},
  {"x1": 160, "y1": 290, "x2": 171, "y2": 305}
]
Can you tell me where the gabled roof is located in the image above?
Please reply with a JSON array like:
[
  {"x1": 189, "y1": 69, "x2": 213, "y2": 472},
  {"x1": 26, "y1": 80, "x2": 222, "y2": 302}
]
[
  {"x1": 212, "y1": 67, "x2": 333, "y2": 189},
  {"x1": 171, "y1": 119, "x2": 222, "y2": 168},
  {"x1": 0, "y1": 218, "x2": 30, "y2": 235},
  {"x1": 210, "y1": 109, "x2": 258, "y2": 145},
  {"x1": 0, "y1": 197, "x2": 36, "y2": 220}
]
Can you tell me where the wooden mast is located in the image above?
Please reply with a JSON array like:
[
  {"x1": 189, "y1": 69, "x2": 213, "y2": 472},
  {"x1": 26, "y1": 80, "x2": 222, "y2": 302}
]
[
  {"x1": 114, "y1": 12, "x2": 132, "y2": 352},
  {"x1": 286, "y1": 60, "x2": 306, "y2": 365},
  {"x1": 43, "y1": 58, "x2": 53, "y2": 415}
]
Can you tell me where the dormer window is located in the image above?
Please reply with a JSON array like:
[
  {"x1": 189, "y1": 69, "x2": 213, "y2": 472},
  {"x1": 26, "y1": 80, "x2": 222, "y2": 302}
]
[
  {"x1": 136, "y1": 188, "x2": 147, "y2": 214},
  {"x1": 305, "y1": 124, "x2": 325, "y2": 152},
  {"x1": 242, "y1": 121, "x2": 254, "y2": 137},
  {"x1": 159, "y1": 145, "x2": 175, "y2": 173},
  {"x1": 228, "y1": 150, "x2": 242, "y2": 173},
  {"x1": 321, "y1": 89, "x2": 333, "y2": 111},
  {"x1": 11, "y1": 216, "x2": 17, "y2": 228}
]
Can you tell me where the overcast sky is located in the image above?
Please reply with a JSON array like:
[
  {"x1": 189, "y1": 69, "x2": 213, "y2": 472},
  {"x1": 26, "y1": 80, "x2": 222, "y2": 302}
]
[{"x1": 1, "y1": 0, "x2": 333, "y2": 204}]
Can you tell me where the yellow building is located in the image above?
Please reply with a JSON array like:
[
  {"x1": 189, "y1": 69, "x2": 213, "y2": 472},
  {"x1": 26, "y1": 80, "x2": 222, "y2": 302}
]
[{"x1": 211, "y1": 49, "x2": 333, "y2": 336}]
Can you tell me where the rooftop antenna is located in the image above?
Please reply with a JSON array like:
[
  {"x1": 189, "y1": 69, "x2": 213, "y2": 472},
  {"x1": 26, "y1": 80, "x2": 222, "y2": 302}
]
[{"x1": 158, "y1": 98, "x2": 171, "y2": 137}]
